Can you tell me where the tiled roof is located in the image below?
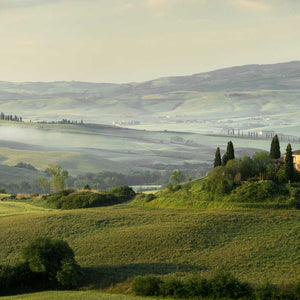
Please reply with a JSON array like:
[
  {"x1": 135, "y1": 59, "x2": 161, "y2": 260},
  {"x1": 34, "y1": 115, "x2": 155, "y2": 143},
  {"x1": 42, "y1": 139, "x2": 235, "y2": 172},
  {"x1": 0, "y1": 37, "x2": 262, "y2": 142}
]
[{"x1": 293, "y1": 150, "x2": 300, "y2": 155}]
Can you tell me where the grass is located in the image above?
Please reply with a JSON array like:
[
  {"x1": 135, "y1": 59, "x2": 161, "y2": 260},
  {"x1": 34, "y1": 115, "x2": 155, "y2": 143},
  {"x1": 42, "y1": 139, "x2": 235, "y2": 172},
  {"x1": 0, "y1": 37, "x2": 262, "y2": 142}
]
[
  {"x1": 0, "y1": 203, "x2": 298, "y2": 291},
  {"x1": 0, "y1": 200, "x2": 52, "y2": 216},
  {"x1": 0, "y1": 291, "x2": 155, "y2": 300}
]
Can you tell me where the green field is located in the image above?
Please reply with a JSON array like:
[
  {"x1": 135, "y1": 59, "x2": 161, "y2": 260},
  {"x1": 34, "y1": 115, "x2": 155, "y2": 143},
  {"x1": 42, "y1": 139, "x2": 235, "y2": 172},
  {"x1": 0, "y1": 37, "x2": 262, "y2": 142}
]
[
  {"x1": 0, "y1": 202, "x2": 298, "y2": 292},
  {"x1": 0, "y1": 291, "x2": 155, "y2": 300}
]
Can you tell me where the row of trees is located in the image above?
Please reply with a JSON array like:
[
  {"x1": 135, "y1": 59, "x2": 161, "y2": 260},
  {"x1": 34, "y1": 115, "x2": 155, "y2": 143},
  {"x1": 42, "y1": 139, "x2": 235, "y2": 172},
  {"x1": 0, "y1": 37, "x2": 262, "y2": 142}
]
[{"x1": 0, "y1": 112, "x2": 22, "y2": 122}]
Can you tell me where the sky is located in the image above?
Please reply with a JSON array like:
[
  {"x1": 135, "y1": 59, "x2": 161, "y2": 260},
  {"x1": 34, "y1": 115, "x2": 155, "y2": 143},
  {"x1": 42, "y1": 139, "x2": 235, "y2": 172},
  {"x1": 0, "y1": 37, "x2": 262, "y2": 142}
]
[{"x1": 0, "y1": 0, "x2": 299, "y2": 83}]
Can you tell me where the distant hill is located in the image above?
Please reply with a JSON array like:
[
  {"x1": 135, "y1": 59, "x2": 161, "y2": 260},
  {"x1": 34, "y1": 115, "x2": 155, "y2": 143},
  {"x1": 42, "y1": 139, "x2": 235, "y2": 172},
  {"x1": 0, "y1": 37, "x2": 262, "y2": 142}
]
[{"x1": 0, "y1": 61, "x2": 299, "y2": 135}]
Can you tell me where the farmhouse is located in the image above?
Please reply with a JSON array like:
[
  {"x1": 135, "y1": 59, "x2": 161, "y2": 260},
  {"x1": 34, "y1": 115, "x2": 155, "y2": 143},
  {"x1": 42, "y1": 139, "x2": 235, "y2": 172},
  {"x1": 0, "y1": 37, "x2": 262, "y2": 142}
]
[{"x1": 292, "y1": 150, "x2": 300, "y2": 171}]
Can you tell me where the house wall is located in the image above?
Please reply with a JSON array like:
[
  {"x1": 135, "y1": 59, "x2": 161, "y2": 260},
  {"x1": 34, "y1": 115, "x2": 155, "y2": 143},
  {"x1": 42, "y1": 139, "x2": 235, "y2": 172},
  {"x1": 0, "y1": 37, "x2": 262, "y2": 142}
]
[{"x1": 293, "y1": 154, "x2": 300, "y2": 170}]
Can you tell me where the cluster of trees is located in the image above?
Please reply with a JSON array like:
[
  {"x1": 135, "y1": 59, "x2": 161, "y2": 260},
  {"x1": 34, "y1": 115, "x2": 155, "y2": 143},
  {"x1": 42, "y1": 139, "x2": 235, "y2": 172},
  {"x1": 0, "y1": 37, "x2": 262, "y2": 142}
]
[
  {"x1": 15, "y1": 162, "x2": 37, "y2": 171},
  {"x1": 0, "y1": 238, "x2": 81, "y2": 295},
  {"x1": 38, "y1": 119, "x2": 83, "y2": 125},
  {"x1": 0, "y1": 112, "x2": 22, "y2": 122},
  {"x1": 209, "y1": 136, "x2": 300, "y2": 198},
  {"x1": 132, "y1": 272, "x2": 300, "y2": 299}
]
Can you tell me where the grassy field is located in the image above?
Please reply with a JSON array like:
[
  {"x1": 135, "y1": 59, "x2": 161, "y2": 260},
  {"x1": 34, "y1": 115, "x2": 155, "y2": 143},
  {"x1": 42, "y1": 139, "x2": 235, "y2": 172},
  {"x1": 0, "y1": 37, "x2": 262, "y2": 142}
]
[
  {"x1": 0, "y1": 291, "x2": 155, "y2": 300},
  {"x1": 0, "y1": 202, "x2": 298, "y2": 292}
]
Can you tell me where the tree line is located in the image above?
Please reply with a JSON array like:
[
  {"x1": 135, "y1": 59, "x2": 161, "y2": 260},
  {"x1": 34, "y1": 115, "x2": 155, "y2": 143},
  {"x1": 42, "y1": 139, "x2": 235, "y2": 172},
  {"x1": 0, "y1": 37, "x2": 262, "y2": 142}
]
[{"x1": 0, "y1": 112, "x2": 22, "y2": 122}]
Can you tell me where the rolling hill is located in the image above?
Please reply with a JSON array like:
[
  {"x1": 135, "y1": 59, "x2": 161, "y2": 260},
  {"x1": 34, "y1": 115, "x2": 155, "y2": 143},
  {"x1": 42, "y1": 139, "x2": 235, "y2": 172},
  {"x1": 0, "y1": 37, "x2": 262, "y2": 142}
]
[{"x1": 0, "y1": 61, "x2": 299, "y2": 136}]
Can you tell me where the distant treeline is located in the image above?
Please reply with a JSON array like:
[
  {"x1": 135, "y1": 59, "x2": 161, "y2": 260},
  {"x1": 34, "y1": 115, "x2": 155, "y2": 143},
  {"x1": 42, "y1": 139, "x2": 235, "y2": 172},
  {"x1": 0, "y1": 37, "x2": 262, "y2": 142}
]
[
  {"x1": 0, "y1": 112, "x2": 22, "y2": 122},
  {"x1": 38, "y1": 119, "x2": 84, "y2": 125}
]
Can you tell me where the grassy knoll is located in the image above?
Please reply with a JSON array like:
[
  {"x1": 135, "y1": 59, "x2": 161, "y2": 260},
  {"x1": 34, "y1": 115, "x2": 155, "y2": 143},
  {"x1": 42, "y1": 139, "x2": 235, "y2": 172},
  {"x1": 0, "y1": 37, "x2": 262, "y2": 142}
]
[
  {"x1": 0, "y1": 291, "x2": 155, "y2": 300},
  {"x1": 0, "y1": 204, "x2": 298, "y2": 291},
  {"x1": 0, "y1": 201, "x2": 51, "y2": 216}
]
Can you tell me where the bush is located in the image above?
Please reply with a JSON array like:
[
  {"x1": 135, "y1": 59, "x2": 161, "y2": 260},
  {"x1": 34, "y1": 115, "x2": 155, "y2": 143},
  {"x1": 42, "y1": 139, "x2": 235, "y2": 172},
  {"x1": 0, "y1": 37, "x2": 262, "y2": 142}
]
[
  {"x1": 0, "y1": 262, "x2": 34, "y2": 293},
  {"x1": 160, "y1": 276, "x2": 185, "y2": 298},
  {"x1": 56, "y1": 259, "x2": 82, "y2": 289},
  {"x1": 132, "y1": 275, "x2": 162, "y2": 296},
  {"x1": 209, "y1": 271, "x2": 252, "y2": 299},
  {"x1": 183, "y1": 275, "x2": 210, "y2": 298},
  {"x1": 108, "y1": 186, "x2": 136, "y2": 199},
  {"x1": 292, "y1": 279, "x2": 300, "y2": 299},
  {"x1": 255, "y1": 281, "x2": 278, "y2": 300}
]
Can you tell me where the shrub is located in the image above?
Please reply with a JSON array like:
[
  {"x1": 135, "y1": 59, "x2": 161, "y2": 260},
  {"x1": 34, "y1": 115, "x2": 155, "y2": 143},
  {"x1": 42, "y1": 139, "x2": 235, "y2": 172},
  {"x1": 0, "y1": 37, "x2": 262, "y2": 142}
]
[
  {"x1": 108, "y1": 186, "x2": 136, "y2": 199},
  {"x1": 209, "y1": 271, "x2": 252, "y2": 299},
  {"x1": 184, "y1": 274, "x2": 210, "y2": 298},
  {"x1": 132, "y1": 275, "x2": 162, "y2": 296},
  {"x1": 292, "y1": 279, "x2": 300, "y2": 299},
  {"x1": 160, "y1": 276, "x2": 185, "y2": 298},
  {"x1": 255, "y1": 281, "x2": 278, "y2": 300},
  {"x1": 56, "y1": 259, "x2": 82, "y2": 289}
]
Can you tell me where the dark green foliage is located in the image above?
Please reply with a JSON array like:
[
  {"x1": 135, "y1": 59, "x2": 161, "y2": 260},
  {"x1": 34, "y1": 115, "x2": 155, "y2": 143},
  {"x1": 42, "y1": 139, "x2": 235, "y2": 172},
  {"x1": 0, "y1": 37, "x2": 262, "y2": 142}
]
[
  {"x1": 255, "y1": 281, "x2": 278, "y2": 300},
  {"x1": 222, "y1": 153, "x2": 229, "y2": 166},
  {"x1": 226, "y1": 141, "x2": 235, "y2": 161},
  {"x1": 41, "y1": 187, "x2": 135, "y2": 209},
  {"x1": 132, "y1": 275, "x2": 162, "y2": 296},
  {"x1": 214, "y1": 147, "x2": 222, "y2": 168},
  {"x1": 132, "y1": 272, "x2": 252, "y2": 299},
  {"x1": 0, "y1": 239, "x2": 81, "y2": 295},
  {"x1": 15, "y1": 162, "x2": 38, "y2": 171},
  {"x1": 22, "y1": 238, "x2": 75, "y2": 280},
  {"x1": 0, "y1": 262, "x2": 34, "y2": 293},
  {"x1": 209, "y1": 271, "x2": 252, "y2": 299},
  {"x1": 56, "y1": 259, "x2": 82, "y2": 289},
  {"x1": 84, "y1": 184, "x2": 91, "y2": 190},
  {"x1": 160, "y1": 277, "x2": 185, "y2": 298},
  {"x1": 270, "y1": 135, "x2": 281, "y2": 159},
  {"x1": 292, "y1": 280, "x2": 300, "y2": 299},
  {"x1": 285, "y1": 144, "x2": 295, "y2": 182},
  {"x1": 108, "y1": 185, "x2": 136, "y2": 199},
  {"x1": 184, "y1": 275, "x2": 210, "y2": 298},
  {"x1": 0, "y1": 188, "x2": 6, "y2": 194}
]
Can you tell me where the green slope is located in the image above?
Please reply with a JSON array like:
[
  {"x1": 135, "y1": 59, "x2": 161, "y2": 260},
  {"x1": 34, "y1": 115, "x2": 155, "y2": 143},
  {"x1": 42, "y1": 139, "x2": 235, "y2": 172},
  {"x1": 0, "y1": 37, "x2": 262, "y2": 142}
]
[{"x1": 0, "y1": 204, "x2": 298, "y2": 288}]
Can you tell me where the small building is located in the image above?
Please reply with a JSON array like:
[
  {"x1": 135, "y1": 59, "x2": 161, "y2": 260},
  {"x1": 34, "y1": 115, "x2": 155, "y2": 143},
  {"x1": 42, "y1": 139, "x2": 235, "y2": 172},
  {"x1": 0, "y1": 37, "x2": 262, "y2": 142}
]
[{"x1": 292, "y1": 150, "x2": 300, "y2": 171}]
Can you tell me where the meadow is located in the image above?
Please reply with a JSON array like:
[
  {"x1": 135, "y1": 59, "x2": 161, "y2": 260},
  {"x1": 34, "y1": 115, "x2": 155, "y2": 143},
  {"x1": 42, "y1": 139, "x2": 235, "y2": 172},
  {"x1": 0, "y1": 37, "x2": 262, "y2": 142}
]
[{"x1": 0, "y1": 202, "x2": 298, "y2": 295}]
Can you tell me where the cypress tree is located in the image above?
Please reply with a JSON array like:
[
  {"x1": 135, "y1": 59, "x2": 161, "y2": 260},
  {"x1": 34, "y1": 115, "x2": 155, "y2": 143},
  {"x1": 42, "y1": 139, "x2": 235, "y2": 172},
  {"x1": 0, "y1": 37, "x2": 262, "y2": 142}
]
[
  {"x1": 285, "y1": 143, "x2": 294, "y2": 182},
  {"x1": 226, "y1": 141, "x2": 235, "y2": 160},
  {"x1": 270, "y1": 134, "x2": 281, "y2": 159},
  {"x1": 222, "y1": 153, "x2": 228, "y2": 166},
  {"x1": 213, "y1": 147, "x2": 222, "y2": 168}
]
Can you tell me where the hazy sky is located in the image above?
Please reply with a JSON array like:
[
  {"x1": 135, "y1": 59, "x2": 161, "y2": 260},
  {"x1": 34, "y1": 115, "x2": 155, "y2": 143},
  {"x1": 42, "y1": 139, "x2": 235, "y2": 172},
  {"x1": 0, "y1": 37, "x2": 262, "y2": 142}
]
[{"x1": 0, "y1": 0, "x2": 299, "y2": 83}]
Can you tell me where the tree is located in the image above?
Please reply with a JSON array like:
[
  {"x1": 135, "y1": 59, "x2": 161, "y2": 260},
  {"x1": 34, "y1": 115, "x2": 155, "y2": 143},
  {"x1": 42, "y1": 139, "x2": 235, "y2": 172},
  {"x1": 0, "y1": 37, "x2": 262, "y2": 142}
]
[
  {"x1": 285, "y1": 144, "x2": 294, "y2": 183},
  {"x1": 170, "y1": 170, "x2": 184, "y2": 185},
  {"x1": 270, "y1": 135, "x2": 281, "y2": 159},
  {"x1": 213, "y1": 147, "x2": 222, "y2": 168},
  {"x1": 226, "y1": 141, "x2": 235, "y2": 161},
  {"x1": 38, "y1": 177, "x2": 50, "y2": 194},
  {"x1": 253, "y1": 151, "x2": 272, "y2": 181},
  {"x1": 46, "y1": 164, "x2": 68, "y2": 192},
  {"x1": 22, "y1": 238, "x2": 77, "y2": 280},
  {"x1": 222, "y1": 153, "x2": 228, "y2": 166}
]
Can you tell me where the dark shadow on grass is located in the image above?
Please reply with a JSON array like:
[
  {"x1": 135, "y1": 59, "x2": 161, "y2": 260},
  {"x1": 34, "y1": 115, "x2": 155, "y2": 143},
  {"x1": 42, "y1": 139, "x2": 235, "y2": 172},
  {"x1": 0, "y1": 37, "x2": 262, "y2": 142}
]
[{"x1": 81, "y1": 263, "x2": 205, "y2": 289}]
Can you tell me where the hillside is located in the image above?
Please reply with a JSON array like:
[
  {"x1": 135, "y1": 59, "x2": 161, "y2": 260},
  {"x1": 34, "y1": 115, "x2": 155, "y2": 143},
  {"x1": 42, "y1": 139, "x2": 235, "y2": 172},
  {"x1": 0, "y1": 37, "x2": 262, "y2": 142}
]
[
  {"x1": 0, "y1": 204, "x2": 298, "y2": 291},
  {"x1": 0, "y1": 120, "x2": 299, "y2": 192},
  {"x1": 0, "y1": 61, "x2": 299, "y2": 135}
]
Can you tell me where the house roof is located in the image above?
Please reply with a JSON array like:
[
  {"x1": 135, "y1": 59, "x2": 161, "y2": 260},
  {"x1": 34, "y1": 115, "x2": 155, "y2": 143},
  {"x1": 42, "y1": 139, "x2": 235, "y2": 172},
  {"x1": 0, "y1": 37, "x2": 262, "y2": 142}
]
[{"x1": 293, "y1": 150, "x2": 300, "y2": 155}]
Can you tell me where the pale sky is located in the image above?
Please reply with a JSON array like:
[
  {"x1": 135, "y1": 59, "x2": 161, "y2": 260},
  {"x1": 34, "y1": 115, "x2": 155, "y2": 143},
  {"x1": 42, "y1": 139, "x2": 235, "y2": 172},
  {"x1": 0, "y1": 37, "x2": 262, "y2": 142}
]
[{"x1": 0, "y1": 0, "x2": 299, "y2": 83}]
